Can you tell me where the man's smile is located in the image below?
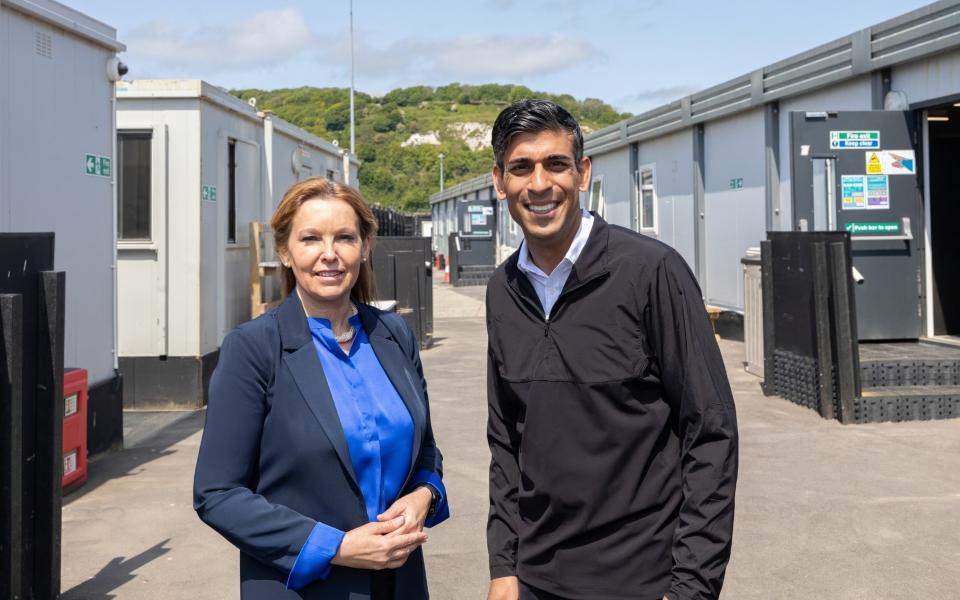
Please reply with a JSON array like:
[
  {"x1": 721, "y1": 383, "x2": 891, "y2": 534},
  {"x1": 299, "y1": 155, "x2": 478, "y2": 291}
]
[{"x1": 526, "y1": 201, "x2": 559, "y2": 215}]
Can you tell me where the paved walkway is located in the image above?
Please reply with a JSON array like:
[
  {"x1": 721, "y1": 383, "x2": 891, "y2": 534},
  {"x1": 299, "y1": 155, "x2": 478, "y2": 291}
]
[{"x1": 61, "y1": 283, "x2": 960, "y2": 599}]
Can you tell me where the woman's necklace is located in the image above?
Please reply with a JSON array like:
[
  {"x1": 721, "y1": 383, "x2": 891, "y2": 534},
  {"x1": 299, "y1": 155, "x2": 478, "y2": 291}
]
[{"x1": 333, "y1": 303, "x2": 359, "y2": 343}]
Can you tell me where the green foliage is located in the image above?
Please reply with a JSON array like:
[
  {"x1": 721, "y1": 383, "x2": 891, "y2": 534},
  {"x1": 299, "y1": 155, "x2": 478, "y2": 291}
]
[
  {"x1": 324, "y1": 101, "x2": 350, "y2": 132},
  {"x1": 231, "y1": 84, "x2": 630, "y2": 211}
]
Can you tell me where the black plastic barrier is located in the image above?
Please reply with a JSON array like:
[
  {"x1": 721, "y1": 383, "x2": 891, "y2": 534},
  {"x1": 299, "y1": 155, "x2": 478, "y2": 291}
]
[
  {"x1": 372, "y1": 237, "x2": 433, "y2": 349},
  {"x1": 762, "y1": 232, "x2": 861, "y2": 423},
  {"x1": 0, "y1": 233, "x2": 65, "y2": 600}
]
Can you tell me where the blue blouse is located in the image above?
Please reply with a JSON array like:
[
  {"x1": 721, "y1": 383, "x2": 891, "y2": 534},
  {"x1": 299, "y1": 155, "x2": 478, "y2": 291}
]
[{"x1": 286, "y1": 310, "x2": 447, "y2": 590}]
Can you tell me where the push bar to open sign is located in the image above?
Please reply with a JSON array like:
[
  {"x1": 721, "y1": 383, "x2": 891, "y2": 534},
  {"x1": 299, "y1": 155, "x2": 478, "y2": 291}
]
[{"x1": 847, "y1": 217, "x2": 913, "y2": 241}]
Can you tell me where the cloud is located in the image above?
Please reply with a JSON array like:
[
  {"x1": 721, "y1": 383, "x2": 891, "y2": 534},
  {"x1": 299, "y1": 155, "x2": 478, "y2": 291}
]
[
  {"x1": 125, "y1": 8, "x2": 317, "y2": 74},
  {"x1": 328, "y1": 32, "x2": 599, "y2": 82},
  {"x1": 120, "y1": 10, "x2": 598, "y2": 89},
  {"x1": 433, "y1": 33, "x2": 596, "y2": 79}
]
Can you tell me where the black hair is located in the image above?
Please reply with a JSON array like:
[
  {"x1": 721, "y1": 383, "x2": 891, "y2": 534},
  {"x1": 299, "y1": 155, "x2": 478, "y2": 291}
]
[{"x1": 491, "y1": 99, "x2": 584, "y2": 172}]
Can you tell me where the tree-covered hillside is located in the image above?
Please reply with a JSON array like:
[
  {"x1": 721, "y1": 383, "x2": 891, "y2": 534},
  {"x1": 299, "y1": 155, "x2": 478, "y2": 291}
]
[{"x1": 232, "y1": 84, "x2": 630, "y2": 211}]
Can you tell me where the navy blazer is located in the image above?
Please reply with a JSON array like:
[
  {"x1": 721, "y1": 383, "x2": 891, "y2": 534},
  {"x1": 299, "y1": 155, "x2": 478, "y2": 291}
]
[{"x1": 194, "y1": 292, "x2": 445, "y2": 599}]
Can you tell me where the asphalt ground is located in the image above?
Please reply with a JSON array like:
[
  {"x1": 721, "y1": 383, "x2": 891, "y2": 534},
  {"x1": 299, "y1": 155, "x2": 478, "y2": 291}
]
[{"x1": 60, "y1": 282, "x2": 960, "y2": 599}]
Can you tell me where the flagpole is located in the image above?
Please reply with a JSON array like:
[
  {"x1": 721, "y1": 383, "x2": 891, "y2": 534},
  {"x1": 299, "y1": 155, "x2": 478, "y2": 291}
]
[{"x1": 349, "y1": 0, "x2": 356, "y2": 157}]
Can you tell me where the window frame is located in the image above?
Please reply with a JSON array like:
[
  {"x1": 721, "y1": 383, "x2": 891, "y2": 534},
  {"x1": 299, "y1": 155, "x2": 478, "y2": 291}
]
[
  {"x1": 636, "y1": 163, "x2": 658, "y2": 234},
  {"x1": 117, "y1": 129, "x2": 156, "y2": 247},
  {"x1": 587, "y1": 175, "x2": 605, "y2": 218},
  {"x1": 227, "y1": 139, "x2": 237, "y2": 245}
]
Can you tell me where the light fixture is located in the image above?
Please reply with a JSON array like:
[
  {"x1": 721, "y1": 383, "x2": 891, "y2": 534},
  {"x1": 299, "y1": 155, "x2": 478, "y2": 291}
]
[
  {"x1": 953, "y1": 102, "x2": 960, "y2": 107},
  {"x1": 928, "y1": 115, "x2": 950, "y2": 122}
]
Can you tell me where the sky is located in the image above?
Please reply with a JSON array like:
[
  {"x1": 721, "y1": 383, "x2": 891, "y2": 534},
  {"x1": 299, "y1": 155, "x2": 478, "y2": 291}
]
[{"x1": 70, "y1": 0, "x2": 936, "y2": 115}]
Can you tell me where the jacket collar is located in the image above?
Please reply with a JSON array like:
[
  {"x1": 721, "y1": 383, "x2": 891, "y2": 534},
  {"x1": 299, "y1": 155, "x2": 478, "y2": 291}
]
[
  {"x1": 277, "y1": 290, "x2": 395, "y2": 349},
  {"x1": 505, "y1": 211, "x2": 611, "y2": 308},
  {"x1": 275, "y1": 290, "x2": 426, "y2": 494},
  {"x1": 277, "y1": 291, "x2": 311, "y2": 350},
  {"x1": 563, "y1": 211, "x2": 610, "y2": 290}
]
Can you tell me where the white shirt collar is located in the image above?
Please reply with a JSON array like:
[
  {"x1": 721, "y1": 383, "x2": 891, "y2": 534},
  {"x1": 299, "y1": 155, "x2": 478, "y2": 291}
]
[{"x1": 517, "y1": 209, "x2": 594, "y2": 278}]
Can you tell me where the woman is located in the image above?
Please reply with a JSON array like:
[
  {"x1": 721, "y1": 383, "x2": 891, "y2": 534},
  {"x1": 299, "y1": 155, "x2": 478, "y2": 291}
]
[{"x1": 194, "y1": 177, "x2": 448, "y2": 599}]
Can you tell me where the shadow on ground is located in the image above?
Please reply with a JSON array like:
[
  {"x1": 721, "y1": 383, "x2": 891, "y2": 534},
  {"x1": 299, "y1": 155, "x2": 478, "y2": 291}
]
[
  {"x1": 61, "y1": 539, "x2": 171, "y2": 599},
  {"x1": 64, "y1": 411, "x2": 205, "y2": 506}
]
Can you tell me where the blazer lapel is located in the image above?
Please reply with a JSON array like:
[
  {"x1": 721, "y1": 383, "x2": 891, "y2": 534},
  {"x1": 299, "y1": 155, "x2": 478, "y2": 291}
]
[
  {"x1": 277, "y1": 293, "x2": 360, "y2": 492},
  {"x1": 359, "y1": 306, "x2": 425, "y2": 480}
]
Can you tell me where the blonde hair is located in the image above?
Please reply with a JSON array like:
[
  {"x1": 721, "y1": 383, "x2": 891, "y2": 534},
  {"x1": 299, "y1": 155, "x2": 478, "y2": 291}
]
[{"x1": 271, "y1": 177, "x2": 378, "y2": 303}]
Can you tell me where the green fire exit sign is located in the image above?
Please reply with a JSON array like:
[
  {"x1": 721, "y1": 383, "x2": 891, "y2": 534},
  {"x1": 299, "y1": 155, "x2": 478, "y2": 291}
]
[
  {"x1": 201, "y1": 185, "x2": 217, "y2": 202},
  {"x1": 84, "y1": 153, "x2": 111, "y2": 177}
]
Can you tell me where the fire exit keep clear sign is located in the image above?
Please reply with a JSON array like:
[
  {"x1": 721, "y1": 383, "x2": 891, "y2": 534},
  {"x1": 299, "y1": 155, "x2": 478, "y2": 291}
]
[{"x1": 829, "y1": 131, "x2": 880, "y2": 149}]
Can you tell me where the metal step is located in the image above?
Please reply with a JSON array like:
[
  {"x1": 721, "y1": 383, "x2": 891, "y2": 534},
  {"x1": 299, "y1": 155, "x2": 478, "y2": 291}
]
[
  {"x1": 859, "y1": 342, "x2": 960, "y2": 388},
  {"x1": 853, "y1": 386, "x2": 960, "y2": 423},
  {"x1": 459, "y1": 265, "x2": 495, "y2": 275},
  {"x1": 860, "y1": 359, "x2": 960, "y2": 388},
  {"x1": 454, "y1": 265, "x2": 494, "y2": 287},
  {"x1": 454, "y1": 277, "x2": 490, "y2": 287}
]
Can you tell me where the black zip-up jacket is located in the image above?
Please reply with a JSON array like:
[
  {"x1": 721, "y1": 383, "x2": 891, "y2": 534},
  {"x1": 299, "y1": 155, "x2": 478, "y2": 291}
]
[{"x1": 486, "y1": 215, "x2": 738, "y2": 600}]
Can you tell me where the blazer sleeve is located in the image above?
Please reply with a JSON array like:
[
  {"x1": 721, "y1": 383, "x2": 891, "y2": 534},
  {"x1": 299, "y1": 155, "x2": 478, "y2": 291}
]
[
  {"x1": 193, "y1": 324, "x2": 318, "y2": 576},
  {"x1": 649, "y1": 251, "x2": 739, "y2": 600},
  {"x1": 393, "y1": 314, "x2": 449, "y2": 526}
]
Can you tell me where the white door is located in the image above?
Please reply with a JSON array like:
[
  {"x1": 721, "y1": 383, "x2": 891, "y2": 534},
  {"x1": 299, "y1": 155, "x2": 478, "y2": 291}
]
[{"x1": 117, "y1": 126, "x2": 168, "y2": 356}]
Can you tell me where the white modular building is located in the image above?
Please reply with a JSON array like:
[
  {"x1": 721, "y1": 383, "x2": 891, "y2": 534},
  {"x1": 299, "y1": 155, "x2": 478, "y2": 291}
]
[
  {"x1": 429, "y1": 175, "x2": 501, "y2": 284},
  {"x1": 0, "y1": 0, "x2": 125, "y2": 454},
  {"x1": 471, "y1": 1, "x2": 960, "y2": 343},
  {"x1": 115, "y1": 80, "x2": 358, "y2": 408}
]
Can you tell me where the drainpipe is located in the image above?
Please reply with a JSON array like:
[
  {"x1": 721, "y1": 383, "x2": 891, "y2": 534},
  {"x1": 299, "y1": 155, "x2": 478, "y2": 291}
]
[
  {"x1": 107, "y1": 57, "x2": 127, "y2": 371},
  {"x1": 260, "y1": 110, "x2": 274, "y2": 218},
  {"x1": 111, "y1": 85, "x2": 118, "y2": 370}
]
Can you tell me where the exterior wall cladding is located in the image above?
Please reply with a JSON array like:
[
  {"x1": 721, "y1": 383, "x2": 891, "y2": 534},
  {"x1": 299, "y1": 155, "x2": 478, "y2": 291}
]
[{"x1": 430, "y1": 1, "x2": 960, "y2": 318}]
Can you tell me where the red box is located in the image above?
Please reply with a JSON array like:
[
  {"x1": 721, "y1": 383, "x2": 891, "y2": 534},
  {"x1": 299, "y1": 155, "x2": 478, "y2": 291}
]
[{"x1": 63, "y1": 368, "x2": 88, "y2": 490}]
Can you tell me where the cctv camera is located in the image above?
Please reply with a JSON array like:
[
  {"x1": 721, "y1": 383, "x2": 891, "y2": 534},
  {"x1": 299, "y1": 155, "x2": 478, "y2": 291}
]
[
  {"x1": 107, "y1": 57, "x2": 128, "y2": 82},
  {"x1": 851, "y1": 266, "x2": 865, "y2": 285}
]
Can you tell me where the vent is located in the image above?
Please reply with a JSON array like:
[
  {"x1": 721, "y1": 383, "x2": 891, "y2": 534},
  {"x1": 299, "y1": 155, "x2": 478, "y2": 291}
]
[{"x1": 35, "y1": 31, "x2": 52, "y2": 58}]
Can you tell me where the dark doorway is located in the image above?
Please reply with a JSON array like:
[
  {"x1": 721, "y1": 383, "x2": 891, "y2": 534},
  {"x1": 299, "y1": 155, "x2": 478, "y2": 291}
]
[{"x1": 927, "y1": 109, "x2": 960, "y2": 336}]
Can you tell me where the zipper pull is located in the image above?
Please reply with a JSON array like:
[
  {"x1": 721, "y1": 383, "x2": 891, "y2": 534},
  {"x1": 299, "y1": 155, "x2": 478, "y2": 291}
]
[{"x1": 543, "y1": 322, "x2": 550, "y2": 337}]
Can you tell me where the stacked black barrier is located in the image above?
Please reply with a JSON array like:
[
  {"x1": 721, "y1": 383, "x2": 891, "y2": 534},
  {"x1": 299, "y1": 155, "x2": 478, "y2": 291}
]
[
  {"x1": 371, "y1": 236, "x2": 434, "y2": 349},
  {"x1": 1, "y1": 294, "x2": 23, "y2": 600},
  {"x1": 0, "y1": 233, "x2": 65, "y2": 600},
  {"x1": 447, "y1": 233, "x2": 460, "y2": 286},
  {"x1": 763, "y1": 231, "x2": 960, "y2": 423},
  {"x1": 370, "y1": 204, "x2": 430, "y2": 237},
  {"x1": 762, "y1": 232, "x2": 860, "y2": 423}
]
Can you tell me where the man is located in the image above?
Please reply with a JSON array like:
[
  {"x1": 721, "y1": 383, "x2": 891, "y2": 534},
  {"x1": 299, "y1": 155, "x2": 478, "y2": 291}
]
[{"x1": 485, "y1": 99, "x2": 738, "y2": 600}]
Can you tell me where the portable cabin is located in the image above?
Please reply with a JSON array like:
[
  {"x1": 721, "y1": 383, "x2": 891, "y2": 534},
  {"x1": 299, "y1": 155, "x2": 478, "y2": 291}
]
[
  {"x1": 115, "y1": 80, "x2": 358, "y2": 408},
  {"x1": 587, "y1": 0, "x2": 960, "y2": 342},
  {"x1": 429, "y1": 175, "x2": 500, "y2": 283},
  {"x1": 0, "y1": 0, "x2": 125, "y2": 454}
]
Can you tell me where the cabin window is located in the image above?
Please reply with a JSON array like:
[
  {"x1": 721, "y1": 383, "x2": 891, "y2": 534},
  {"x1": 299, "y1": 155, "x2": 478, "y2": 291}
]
[
  {"x1": 637, "y1": 165, "x2": 657, "y2": 233},
  {"x1": 227, "y1": 139, "x2": 237, "y2": 244},
  {"x1": 588, "y1": 177, "x2": 604, "y2": 217},
  {"x1": 117, "y1": 131, "x2": 152, "y2": 240}
]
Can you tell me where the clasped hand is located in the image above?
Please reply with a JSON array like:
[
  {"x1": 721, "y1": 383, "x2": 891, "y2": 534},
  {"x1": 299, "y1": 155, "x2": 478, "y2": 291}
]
[{"x1": 331, "y1": 487, "x2": 433, "y2": 570}]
